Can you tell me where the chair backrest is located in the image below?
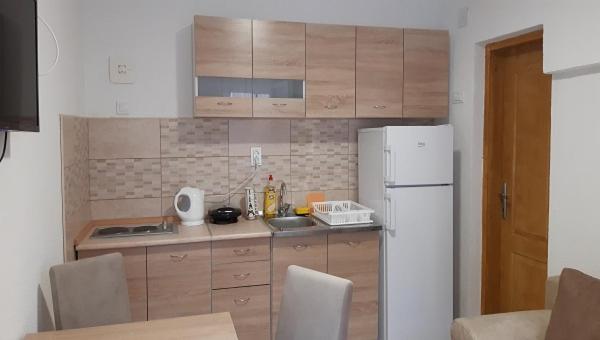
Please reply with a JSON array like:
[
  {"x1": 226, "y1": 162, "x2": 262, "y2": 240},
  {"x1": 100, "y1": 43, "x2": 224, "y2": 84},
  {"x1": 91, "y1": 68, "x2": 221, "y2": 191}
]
[
  {"x1": 275, "y1": 265, "x2": 353, "y2": 340},
  {"x1": 545, "y1": 276, "x2": 560, "y2": 309},
  {"x1": 50, "y1": 253, "x2": 131, "y2": 330}
]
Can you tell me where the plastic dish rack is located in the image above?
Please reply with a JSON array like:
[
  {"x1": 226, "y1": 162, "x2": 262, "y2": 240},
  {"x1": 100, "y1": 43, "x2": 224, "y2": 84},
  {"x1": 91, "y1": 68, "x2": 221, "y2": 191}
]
[{"x1": 312, "y1": 201, "x2": 374, "y2": 226}]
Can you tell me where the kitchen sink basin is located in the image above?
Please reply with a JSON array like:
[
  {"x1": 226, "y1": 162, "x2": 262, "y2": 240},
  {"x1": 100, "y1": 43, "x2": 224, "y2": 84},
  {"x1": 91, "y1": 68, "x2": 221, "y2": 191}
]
[{"x1": 267, "y1": 216, "x2": 317, "y2": 229}]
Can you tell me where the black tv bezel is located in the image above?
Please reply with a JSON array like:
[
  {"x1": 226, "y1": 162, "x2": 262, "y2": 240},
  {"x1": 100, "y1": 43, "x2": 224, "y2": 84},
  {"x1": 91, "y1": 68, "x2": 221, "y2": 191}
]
[{"x1": 0, "y1": 0, "x2": 40, "y2": 133}]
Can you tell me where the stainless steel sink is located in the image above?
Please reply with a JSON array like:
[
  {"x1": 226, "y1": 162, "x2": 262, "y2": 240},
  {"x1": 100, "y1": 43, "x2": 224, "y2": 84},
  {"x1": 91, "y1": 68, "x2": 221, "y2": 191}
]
[{"x1": 266, "y1": 216, "x2": 317, "y2": 230}]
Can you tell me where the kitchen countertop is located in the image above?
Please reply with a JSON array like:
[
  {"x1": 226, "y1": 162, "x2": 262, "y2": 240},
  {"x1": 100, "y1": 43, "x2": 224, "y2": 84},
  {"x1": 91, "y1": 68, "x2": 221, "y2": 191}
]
[{"x1": 76, "y1": 216, "x2": 382, "y2": 251}]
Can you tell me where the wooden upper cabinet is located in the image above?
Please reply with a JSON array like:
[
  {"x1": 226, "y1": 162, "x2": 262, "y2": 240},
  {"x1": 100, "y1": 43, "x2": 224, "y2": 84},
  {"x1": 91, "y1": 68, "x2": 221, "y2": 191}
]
[
  {"x1": 403, "y1": 29, "x2": 449, "y2": 118},
  {"x1": 252, "y1": 20, "x2": 305, "y2": 80},
  {"x1": 194, "y1": 15, "x2": 252, "y2": 78},
  {"x1": 306, "y1": 24, "x2": 356, "y2": 118},
  {"x1": 356, "y1": 27, "x2": 404, "y2": 118}
]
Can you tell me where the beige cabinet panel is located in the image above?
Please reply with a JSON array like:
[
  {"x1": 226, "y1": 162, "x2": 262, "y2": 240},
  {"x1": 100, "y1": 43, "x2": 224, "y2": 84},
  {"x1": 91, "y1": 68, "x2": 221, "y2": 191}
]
[
  {"x1": 306, "y1": 24, "x2": 356, "y2": 118},
  {"x1": 212, "y1": 260, "x2": 270, "y2": 289},
  {"x1": 146, "y1": 243, "x2": 211, "y2": 320},
  {"x1": 194, "y1": 96, "x2": 252, "y2": 118},
  {"x1": 194, "y1": 15, "x2": 252, "y2": 78},
  {"x1": 253, "y1": 20, "x2": 305, "y2": 80},
  {"x1": 403, "y1": 29, "x2": 449, "y2": 118},
  {"x1": 212, "y1": 285, "x2": 270, "y2": 340},
  {"x1": 253, "y1": 98, "x2": 305, "y2": 118},
  {"x1": 356, "y1": 27, "x2": 404, "y2": 118},
  {"x1": 212, "y1": 237, "x2": 271, "y2": 264},
  {"x1": 78, "y1": 247, "x2": 148, "y2": 322}
]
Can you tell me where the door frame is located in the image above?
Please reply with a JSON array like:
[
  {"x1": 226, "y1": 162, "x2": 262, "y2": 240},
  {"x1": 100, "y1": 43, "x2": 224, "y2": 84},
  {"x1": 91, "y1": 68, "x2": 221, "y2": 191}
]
[{"x1": 480, "y1": 30, "x2": 545, "y2": 314}]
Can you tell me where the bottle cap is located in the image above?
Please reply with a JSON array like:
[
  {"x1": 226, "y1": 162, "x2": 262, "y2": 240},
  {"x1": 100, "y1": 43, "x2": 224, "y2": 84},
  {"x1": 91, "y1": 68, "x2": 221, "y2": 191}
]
[{"x1": 268, "y1": 174, "x2": 273, "y2": 181}]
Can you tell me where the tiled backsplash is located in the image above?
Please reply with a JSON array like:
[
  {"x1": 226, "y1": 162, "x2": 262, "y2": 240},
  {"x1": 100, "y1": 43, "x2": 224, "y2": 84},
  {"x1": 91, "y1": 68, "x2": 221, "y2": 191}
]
[{"x1": 62, "y1": 116, "x2": 430, "y2": 224}]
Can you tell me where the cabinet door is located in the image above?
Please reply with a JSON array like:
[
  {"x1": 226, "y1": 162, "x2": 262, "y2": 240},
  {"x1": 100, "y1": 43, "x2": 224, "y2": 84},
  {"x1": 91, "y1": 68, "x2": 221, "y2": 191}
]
[
  {"x1": 253, "y1": 20, "x2": 305, "y2": 80},
  {"x1": 403, "y1": 29, "x2": 449, "y2": 118},
  {"x1": 356, "y1": 27, "x2": 404, "y2": 118},
  {"x1": 212, "y1": 285, "x2": 271, "y2": 340},
  {"x1": 328, "y1": 231, "x2": 380, "y2": 340},
  {"x1": 271, "y1": 234, "x2": 327, "y2": 336},
  {"x1": 194, "y1": 15, "x2": 252, "y2": 78},
  {"x1": 306, "y1": 24, "x2": 356, "y2": 118},
  {"x1": 78, "y1": 247, "x2": 147, "y2": 321},
  {"x1": 147, "y1": 243, "x2": 211, "y2": 320}
]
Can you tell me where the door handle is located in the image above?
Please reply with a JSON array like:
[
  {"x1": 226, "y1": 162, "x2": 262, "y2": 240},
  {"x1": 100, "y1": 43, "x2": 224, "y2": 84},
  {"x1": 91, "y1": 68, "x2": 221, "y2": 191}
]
[
  {"x1": 384, "y1": 194, "x2": 393, "y2": 231},
  {"x1": 499, "y1": 182, "x2": 508, "y2": 220},
  {"x1": 384, "y1": 146, "x2": 394, "y2": 185}
]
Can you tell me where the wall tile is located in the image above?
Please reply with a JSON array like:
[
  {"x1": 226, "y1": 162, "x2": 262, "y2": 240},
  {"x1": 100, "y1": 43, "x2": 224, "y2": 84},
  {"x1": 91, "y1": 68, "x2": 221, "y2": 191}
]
[
  {"x1": 229, "y1": 155, "x2": 291, "y2": 193},
  {"x1": 89, "y1": 118, "x2": 160, "y2": 159},
  {"x1": 229, "y1": 119, "x2": 291, "y2": 156},
  {"x1": 160, "y1": 118, "x2": 228, "y2": 157},
  {"x1": 89, "y1": 158, "x2": 161, "y2": 200},
  {"x1": 161, "y1": 157, "x2": 228, "y2": 196},
  {"x1": 229, "y1": 192, "x2": 265, "y2": 213},
  {"x1": 291, "y1": 154, "x2": 349, "y2": 191},
  {"x1": 291, "y1": 119, "x2": 349, "y2": 155},
  {"x1": 349, "y1": 154, "x2": 358, "y2": 189},
  {"x1": 91, "y1": 198, "x2": 162, "y2": 220},
  {"x1": 64, "y1": 201, "x2": 90, "y2": 262},
  {"x1": 61, "y1": 115, "x2": 89, "y2": 167},
  {"x1": 63, "y1": 160, "x2": 90, "y2": 218}
]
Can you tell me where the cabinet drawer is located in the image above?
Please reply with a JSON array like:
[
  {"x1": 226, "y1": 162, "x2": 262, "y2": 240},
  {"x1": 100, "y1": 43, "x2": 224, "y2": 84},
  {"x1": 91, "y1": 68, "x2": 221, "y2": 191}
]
[
  {"x1": 194, "y1": 96, "x2": 252, "y2": 118},
  {"x1": 253, "y1": 98, "x2": 305, "y2": 118},
  {"x1": 212, "y1": 237, "x2": 270, "y2": 264},
  {"x1": 212, "y1": 285, "x2": 270, "y2": 340},
  {"x1": 213, "y1": 260, "x2": 270, "y2": 289},
  {"x1": 147, "y1": 243, "x2": 211, "y2": 320}
]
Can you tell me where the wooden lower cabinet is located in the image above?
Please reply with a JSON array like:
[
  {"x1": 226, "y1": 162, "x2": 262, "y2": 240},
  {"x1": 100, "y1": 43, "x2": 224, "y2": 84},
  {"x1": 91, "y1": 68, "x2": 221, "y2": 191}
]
[
  {"x1": 78, "y1": 247, "x2": 148, "y2": 321},
  {"x1": 147, "y1": 243, "x2": 211, "y2": 320},
  {"x1": 328, "y1": 231, "x2": 380, "y2": 340},
  {"x1": 212, "y1": 285, "x2": 270, "y2": 340},
  {"x1": 271, "y1": 234, "x2": 328, "y2": 336}
]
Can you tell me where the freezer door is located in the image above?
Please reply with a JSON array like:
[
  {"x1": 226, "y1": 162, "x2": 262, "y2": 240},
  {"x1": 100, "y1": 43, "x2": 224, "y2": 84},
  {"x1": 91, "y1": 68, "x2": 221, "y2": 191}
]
[
  {"x1": 385, "y1": 125, "x2": 453, "y2": 186},
  {"x1": 384, "y1": 185, "x2": 453, "y2": 340}
]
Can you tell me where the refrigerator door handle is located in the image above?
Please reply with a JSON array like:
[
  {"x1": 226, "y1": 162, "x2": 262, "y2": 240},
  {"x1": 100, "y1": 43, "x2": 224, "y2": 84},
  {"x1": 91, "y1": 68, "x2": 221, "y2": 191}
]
[
  {"x1": 384, "y1": 194, "x2": 394, "y2": 231},
  {"x1": 384, "y1": 146, "x2": 395, "y2": 185}
]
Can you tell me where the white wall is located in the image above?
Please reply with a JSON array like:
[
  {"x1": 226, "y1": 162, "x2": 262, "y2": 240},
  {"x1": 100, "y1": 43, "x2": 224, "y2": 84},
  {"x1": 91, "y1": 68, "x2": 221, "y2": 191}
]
[
  {"x1": 0, "y1": 0, "x2": 83, "y2": 338},
  {"x1": 81, "y1": 0, "x2": 452, "y2": 117},
  {"x1": 449, "y1": 0, "x2": 600, "y2": 317}
]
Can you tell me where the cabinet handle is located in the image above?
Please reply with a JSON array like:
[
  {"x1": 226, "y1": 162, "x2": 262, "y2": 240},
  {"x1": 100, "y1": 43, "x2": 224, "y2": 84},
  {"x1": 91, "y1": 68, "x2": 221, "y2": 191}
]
[
  {"x1": 233, "y1": 248, "x2": 251, "y2": 256},
  {"x1": 217, "y1": 101, "x2": 233, "y2": 106},
  {"x1": 324, "y1": 104, "x2": 338, "y2": 110},
  {"x1": 169, "y1": 254, "x2": 188, "y2": 262},
  {"x1": 272, "y1": 103, "x2": 288, "y2": 107},
  {"x1": 233, "y1": 273, "x2": 251, "y2": 280},
  {"x1": 234, "y1": 297, "x2": 251, "y2": 305},
  {"x1": 345, "y1": 241, "x2": 361, "y2": 248},
  {"x1": 293, "y1": 243, "x2": 308, "y2": 251},
  {"x1": 373, "y1": 105, "x2": 387, "y2": 109}
]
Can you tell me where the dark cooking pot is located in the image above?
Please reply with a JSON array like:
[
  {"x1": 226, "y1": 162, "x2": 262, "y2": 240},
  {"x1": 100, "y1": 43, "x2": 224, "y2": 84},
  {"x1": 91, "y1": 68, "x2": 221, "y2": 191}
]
[{"x1": 209, "y1": 207, "x2": 241, "y2": 224}]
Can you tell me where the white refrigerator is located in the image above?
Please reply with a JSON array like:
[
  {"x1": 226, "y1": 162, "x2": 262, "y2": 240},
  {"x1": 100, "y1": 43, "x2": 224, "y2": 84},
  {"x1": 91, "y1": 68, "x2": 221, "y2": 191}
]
[{"x1": 358, "y1": 125, "x2": 453, "y2": 340}]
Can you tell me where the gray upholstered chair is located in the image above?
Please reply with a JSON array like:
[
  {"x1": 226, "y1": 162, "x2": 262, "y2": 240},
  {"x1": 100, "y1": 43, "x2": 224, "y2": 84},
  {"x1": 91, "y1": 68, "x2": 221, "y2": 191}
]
[
  {"x1": 275, "y1": 265, "x2": 353, "y2": 340},
  {"x1": 50, "y1": 253, "x2": 131, "y2": 330}
]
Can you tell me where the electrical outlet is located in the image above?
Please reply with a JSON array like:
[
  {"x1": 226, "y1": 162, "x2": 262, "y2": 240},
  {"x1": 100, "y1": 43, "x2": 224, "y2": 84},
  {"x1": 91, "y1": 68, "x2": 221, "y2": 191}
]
[{"x1": 251, "y1": 147, "x2": 262, "y2": 166}]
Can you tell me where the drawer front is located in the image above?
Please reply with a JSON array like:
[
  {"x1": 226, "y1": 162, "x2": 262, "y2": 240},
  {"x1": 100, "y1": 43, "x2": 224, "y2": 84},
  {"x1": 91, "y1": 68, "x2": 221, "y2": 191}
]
[
  {"x1": 253, "y1": 98, "x2": 305, "y2": 118},
  {"x1": 212, "y1": 237, "x2": 270, "y2": 264},
  {"x1": 213, "y1": 260, "x2": 270, "y2": 289},
  {"x1": 78, "y1": 248, "x2": 147, "y2": 322},
  {"x1": 212, "y1": 285, "x2": 270, "y2": 340},
  {"x1": 194, "y1": 96, "x2": 252, "y2": 118},
  {"x1": 147, "y1": 243, "x2": 211, "y2": 320}
]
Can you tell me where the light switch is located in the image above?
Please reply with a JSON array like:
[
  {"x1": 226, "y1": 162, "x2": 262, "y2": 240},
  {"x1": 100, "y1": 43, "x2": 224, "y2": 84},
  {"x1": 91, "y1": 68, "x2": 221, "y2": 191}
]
[
  {"x1": 116, "y1": 100, "x2": 130, "y2": 115},
  {"x1": 109, "y1": 57, "x2": 135, "y2": 84},
  {"x1": 452, "y1": 91, "x2": 465, "y2": 104}
]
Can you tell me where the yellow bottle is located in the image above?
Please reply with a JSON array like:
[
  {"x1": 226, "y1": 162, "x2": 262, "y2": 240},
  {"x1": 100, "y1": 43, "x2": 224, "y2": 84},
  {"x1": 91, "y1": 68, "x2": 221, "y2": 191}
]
[{"x1": 263, "y1": 174, "x2": 277, "y2": 218}]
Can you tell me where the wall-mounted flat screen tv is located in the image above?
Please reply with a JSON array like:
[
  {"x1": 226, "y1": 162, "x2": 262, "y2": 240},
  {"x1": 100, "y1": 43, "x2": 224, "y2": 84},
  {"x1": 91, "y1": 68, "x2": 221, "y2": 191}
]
[{"x1": 0, "y1": 0, "x2": 39, "y2": 132}]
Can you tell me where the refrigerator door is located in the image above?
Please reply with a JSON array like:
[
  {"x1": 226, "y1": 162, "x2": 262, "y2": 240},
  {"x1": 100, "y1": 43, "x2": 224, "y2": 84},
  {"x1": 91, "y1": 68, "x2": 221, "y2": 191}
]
[
  {"x1": 384, "y1": 185, "x2": 453, "y2": 340},
  {"x1": 384, "y1": 125, "x2": 453, "y2": 186}
]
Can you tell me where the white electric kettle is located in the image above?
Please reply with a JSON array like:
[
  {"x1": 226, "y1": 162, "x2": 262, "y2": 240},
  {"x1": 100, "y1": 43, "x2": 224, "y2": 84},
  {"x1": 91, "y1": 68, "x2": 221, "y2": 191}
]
[{"x1": 174, "y1": 187, "x2": 205, "y2": 226}]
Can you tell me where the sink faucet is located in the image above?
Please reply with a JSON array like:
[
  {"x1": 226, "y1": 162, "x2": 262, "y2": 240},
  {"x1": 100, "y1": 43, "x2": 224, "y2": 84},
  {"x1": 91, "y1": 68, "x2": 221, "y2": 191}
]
[{"x1": 278, "y1": 182, "x2": 291, "y2": 217}]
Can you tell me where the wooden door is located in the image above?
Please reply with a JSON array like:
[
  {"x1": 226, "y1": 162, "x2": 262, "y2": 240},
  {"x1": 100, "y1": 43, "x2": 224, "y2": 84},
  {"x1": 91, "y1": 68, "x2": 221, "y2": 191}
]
[
  {"x1": 212, "y1": 285, "x2": 271, "y2": 340},
  {"x1": 328, "y1": 231, "x2": 379, "y2": 340},
  {"x1": 356, "y1": 27, "x2": 404, "y2": 118},
  {"x1": 403, "y1": 29, "x2": 449, "y2": 118},
  {"x1": 482, "y1": 31, "x2": 551, "y2": 314},
  {"x1": 147, "y1": 243, "x2": 211, "y2": 320},
  {"x1": 78, "y1": 248, "x2": 147, "y2": 321},
  {"x1": 252, "y1": 20, "x2": 305, "y2": 80},
  {"x1": 271, "y1": 235, "x2": 327, "y2": 336},
  {"x1": 306, "y1": 24, "x2": 356, "y2": 118},
  {"x1": 194, "y1": 15, "x2": 252, "y2": 78}
]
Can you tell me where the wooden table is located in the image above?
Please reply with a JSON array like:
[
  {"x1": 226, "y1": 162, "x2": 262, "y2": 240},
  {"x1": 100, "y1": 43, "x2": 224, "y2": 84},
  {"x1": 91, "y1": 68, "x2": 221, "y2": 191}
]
[{"x1": 25, "y1": 313, "x2": 238, "y2": 340}]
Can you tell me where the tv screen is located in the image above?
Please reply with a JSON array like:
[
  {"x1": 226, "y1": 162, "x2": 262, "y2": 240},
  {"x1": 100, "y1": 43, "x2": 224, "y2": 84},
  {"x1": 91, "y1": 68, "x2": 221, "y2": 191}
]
[{"x1": 0, "y1": 0, "x2": 39, "y2": 132}]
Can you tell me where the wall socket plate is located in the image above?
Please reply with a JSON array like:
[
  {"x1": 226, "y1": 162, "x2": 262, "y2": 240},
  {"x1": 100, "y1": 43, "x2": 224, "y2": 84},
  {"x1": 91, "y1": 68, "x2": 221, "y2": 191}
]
[{"x1": 251, "y1": 147, "x2": 262, "y2": 166}]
